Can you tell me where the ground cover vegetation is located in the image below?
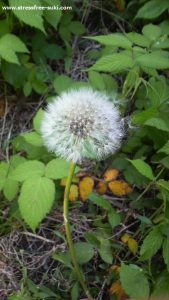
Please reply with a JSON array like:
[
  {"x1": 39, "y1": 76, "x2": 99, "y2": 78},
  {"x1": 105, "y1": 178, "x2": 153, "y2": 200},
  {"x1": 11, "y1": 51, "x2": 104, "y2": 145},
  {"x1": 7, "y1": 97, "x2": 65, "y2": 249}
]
[{"x1": 1, "y1": 0, "x2": 169, "y2": 299}]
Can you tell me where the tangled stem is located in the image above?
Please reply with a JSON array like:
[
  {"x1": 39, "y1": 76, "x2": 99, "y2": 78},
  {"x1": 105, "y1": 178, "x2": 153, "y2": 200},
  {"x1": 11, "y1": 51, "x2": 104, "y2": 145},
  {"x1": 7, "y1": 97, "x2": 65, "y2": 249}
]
[{"x1": 63, "y1": 162, "x2": 93, "y2": 300}]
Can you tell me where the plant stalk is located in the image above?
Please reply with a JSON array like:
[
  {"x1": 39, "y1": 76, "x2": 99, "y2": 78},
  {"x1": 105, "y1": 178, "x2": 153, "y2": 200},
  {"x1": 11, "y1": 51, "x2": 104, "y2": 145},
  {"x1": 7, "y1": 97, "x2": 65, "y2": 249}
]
[{"x1": 63, "y1": 162, "x2": 93, "y2": 300}]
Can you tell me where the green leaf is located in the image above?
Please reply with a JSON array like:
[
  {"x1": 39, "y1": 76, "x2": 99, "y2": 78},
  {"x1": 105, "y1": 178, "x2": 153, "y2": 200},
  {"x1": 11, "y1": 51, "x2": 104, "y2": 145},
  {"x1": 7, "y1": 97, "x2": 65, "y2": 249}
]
[
  {"x1": 0, "y1": 19, "x2": 10, "y2": 37},
  {"x1": 18, "y1": 176, "x2": 55, "y2": 231},
  {"x1": 147, "y1": 78, "x2": 169, "y2": 105},
  {"x1": 126, "y1": 32, "x2": 150, "y2": 47},
  {"x1": 136, "y1": 53, "x2": 169, "y2": 69},
  {"x1": 158, "y1": 141, "x2": 169, "y2": 155},
  {"x1": 88, "y1": 34, "x2": 132, "y2": 49},
  {"x1": 53, "y1": 75, "x2": 73, "y2": 94},
  {"x1": 1, "y1": 62, "x2": 29, "y2": 88},
  {"x1": 120, "y1": 264, "x2": 149, "y2": 299},
  {"x1": 151, "y1": 272, "x2": 169, "y2": 297},
  {"x1": 89, "y1": 193, "x2": 113, "y2": 211},
  {"x1": 3, "y1": 179, "x2": 19, "y2": 201},
  {"x1": 136, "y1": 0, "x2": 169, "y2": 19},
  {"x1": 142, "y1": 24, "x2": 162, "y2": 41},
  {"x1": 42, "y1": 43, "x2": 65, "y2": 60},
  {"x1": 152, "y1": 37, "x2": 169, "y2": 49},
  {"x1": 52, "y1": 252, "x2": 72, "y2": 268},
  {"x1": 163, "y1": 239, "x2": 169, "y2": 271},
  {"x1": 128, "y1": 159, "x2": 154, "y2": 180},
  {"x1": 88, "y1": 71, "x2": 105, "y2": 90},
  {"x1": 69, "y1": 21, "x2": 86, "y2": 35},
  {"x1": 71, "y1": 282, "x2": 79, "y2": 300},
  {"x1": 160, "y1": 156, "x2": 169, "y2": 169},
  {"x1": 23, "y1": 81, "x2": 32, "y2": 96},
  {"x1": 145, "y1": 118, "x2": 169, "y2": 132},
  {"x1": 98, "y1": 239, "x2": 113, "y2": 264},
  {"x1": 0, "y1": 34, "x2": 29, "y2": 64},
  {"x1": 33, "y1": 109, "x2": 44, "y2": 134},
  {"x1": 84, "y1": 232, "x2": 100, "y2": 248},
  {"x1": 89, "y1": 52, "x2": 133, "y2": 73},
  {"x1": 22, "y1": 132, "x2": 44, "y2": 147},
  {"x1": 108, "y1": 211, "x2": 121, "y2": 228},
  {"x1": 9, "y1": 160, "x2": 45, "y2": 182},
  {"x1": 0, "y1": 162, "x2": 9, "y2": 191},
  {"x1": 45, "y1": 159, "x2": 78, "y2": 179},
  {"x1": 10, "y1": 155, "x2": 26, "y2": 168},
  {"x1": 123, "y1": 68, "x2": 141, "y2": 95},
  {"x1": 160, "y1": 20, "x2": 169, "y2": 35},
  {"x1": 140, "y1": 227, "x2": 163, "y2": 260},
  {"x1": 32, "y1": 79, "x2": 48, "y2": 94},
  {"x1": 42, "y1": 0, "x2": 62, "y2": 28},
  {"x1": 101, "y1": 74, "x2": 118, "y2": 92},
  {"x1": 9, "y1": 0, "x2": 45, "y2": 33},
  {"x1": 132, "y1": 107, "x2": 158, "y2": 124},
  {"x1": 74, "y1": 242, "x2": 94, "y2": 264},
  {"x1": 157, "y1": 179, "x2": 169, "y2": 193}
]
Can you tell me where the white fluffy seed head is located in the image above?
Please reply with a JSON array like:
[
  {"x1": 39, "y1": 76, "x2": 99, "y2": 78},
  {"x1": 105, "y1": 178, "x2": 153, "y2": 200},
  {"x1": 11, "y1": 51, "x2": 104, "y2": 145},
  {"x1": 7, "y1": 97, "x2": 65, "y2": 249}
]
[{"x1": 41, "y1": 88, "x2": 124, "y2": 163}]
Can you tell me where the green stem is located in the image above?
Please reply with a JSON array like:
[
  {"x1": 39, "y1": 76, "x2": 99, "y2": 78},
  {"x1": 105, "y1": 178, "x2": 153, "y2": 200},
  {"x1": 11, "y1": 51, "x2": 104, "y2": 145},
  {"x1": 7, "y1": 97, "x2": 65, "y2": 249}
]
[{"x1": 63, "y1": 162, "x2": 93, "y2": 300}]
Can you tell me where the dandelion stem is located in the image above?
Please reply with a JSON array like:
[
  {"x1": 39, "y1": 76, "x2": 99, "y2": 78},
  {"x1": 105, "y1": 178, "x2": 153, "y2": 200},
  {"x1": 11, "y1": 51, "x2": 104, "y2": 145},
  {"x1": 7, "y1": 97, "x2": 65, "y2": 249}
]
[{"x1": 63, "y1": 162, "x2": 93, "y2": 300}]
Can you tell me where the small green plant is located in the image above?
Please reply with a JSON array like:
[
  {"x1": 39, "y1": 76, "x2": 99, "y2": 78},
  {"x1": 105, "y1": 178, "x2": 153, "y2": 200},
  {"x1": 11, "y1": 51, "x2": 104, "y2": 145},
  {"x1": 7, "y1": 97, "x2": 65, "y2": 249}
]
[{"x1": 0, "y1": 0, "x2": 86, "y2": 97}]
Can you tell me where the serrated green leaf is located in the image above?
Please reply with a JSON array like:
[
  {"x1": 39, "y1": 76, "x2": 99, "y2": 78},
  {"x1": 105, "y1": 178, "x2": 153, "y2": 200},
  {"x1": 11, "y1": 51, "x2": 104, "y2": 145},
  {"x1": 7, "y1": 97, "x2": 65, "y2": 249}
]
[
  {"x1": 88, "y1": 34, "x2": 132, "y2": 49},
  {"x1": 145, "y1": 117, "x2": 169, "y2": 132},
  {"x1": 0, "y1": 34, "x2": 28, "y2": 64},
  {"x1": 9, "y1": 160, "x2": 45, "y2": 182},
  {"x1": 101, "y1": 74, "x2": 118, "y2": 92},
  {"x1": 88, "y1": 71, "x2": 105, "y2": 90},
  {"x1": 140, "y1": 228, "x2": 163, "y2": 260},
  {"x1": 33, "y1": 109, "x2": 44, "y2": 134},
  {"x1": 45, "y1": 159, "x2": 78, "y2": 179},
  {"x1": 142, "y1": 24, "x2": 162, "y2": 41},
  {"x1": 136, "y1": 0, "x2": 169, "y2": 19},
  {"x1": 147, "y1": 78, "x2": 169, "y2": 105},
  {"x1": 126, "y1": 32, "x2": 150, "y2": 47},
  {"x1": 136, "y1": 53, "x2": 169, "y2": 69},
  {"x1": 9, "y1": 0, "x2": 45, "y2": 33},
  {"x1": 120, "y1": 264, "x2": 149, "y2": 299},
  {"x1": 152, "y1": 37, "x2": 169, "y2": 49},
  {"x1": 90, "y1": 52, "x2": 133, "y2": 73},
  {"x1": 132, "y1": 107, "x2": 158, "y2": 124},
  {"x1": 18, "y1": 176, "x2": 55, "y2": 230},
  {"x1": 128, "y1": 159, "x2": 154, "y2": 180}
]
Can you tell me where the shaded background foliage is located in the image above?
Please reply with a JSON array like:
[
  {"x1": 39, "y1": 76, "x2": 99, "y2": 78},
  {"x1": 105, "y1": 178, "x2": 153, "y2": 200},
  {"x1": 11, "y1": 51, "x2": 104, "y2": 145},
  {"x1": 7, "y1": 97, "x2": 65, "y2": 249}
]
[{"x1": 1, "y1": 0, "x2": 169, "y2": 299}]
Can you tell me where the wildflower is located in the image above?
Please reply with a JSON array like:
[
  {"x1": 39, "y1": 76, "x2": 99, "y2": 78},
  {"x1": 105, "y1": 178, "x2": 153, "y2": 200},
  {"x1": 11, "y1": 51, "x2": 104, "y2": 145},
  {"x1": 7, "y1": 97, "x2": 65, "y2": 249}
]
[{"x1": 41, "y1": 88, "x2": 124, "y2": 163}]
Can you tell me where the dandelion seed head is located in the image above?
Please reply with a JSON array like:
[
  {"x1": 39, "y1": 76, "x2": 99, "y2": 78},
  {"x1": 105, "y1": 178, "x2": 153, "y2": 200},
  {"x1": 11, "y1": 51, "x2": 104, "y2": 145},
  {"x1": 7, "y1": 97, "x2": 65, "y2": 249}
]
[{"x1": 41, "y1": 88, "x2": 124, "y2": 163}]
